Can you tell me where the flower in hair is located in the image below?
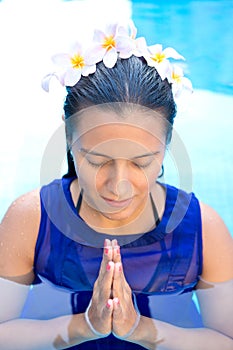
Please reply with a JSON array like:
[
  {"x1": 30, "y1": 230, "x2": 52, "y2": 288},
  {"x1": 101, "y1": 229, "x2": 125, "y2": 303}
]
[
  {"x1": 117, "y1": 20, "x2": 148, "y2": 59},
  {"x1": 85, "y1": 23, "x2": 133, "y2": 68},
  {"x1": 41, "y1": 42, "x2": 96, "y2": 92},
  {"x1": 169, "y1": 64, "x2": 193, "y2": 98},
  {"x1": 42, "y1": 20, "x2": 193, "y2": 100},
  {"x1": 144, "y1": 44, "x2": 185, "y2": 80}
]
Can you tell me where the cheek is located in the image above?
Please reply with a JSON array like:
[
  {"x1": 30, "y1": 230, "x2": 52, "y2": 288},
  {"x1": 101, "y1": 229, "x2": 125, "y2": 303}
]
[{"x1": 74, "y1": 156, "x2": 97, "y2": 189}]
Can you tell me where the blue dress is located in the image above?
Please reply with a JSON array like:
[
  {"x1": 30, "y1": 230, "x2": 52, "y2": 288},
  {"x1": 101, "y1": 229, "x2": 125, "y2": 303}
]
[{"x1": 30, "y1": 176, "x2": 203, "y2": 349}]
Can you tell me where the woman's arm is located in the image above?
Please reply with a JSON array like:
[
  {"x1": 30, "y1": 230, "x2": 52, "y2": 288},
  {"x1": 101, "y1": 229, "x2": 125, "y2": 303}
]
[
  {"x1": 0, "y1": 192, "x2": 100, "y2": 349},
  {"x1": 112, "y1": 203, "x2": 233, "y2": 349},
  {"x1": 0, "y1": 277, "x2": 101, "y2": 350},
  {"x1": 128, "y1": 281, "x2": 233, "y2": 350}
]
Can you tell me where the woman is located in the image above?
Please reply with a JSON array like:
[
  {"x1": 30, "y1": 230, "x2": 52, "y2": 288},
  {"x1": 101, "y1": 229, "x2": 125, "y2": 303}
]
[{"x1": 0, "y1": 21, "x2": 232, "y2": 350}]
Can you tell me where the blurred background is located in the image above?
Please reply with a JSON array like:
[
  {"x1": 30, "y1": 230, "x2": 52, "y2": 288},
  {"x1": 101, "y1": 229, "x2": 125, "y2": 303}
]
[{"x1": 0, "y1": 0, "x2": 232, "y2": 235}]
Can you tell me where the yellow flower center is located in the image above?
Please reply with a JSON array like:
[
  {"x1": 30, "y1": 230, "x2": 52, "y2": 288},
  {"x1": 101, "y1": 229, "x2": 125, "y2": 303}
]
[
  {"x1": 172, "y1": 72, "x2": 182, "y2": 83},
  {"x1": 70, "y1": 54, "x2": 85, "y2": 69},
  {"x1": 151, "y1": 52, "x2": 166, "y2": 63},
  {"x1": 102, "y1": 35, "x2": 116, "y2": 51}
]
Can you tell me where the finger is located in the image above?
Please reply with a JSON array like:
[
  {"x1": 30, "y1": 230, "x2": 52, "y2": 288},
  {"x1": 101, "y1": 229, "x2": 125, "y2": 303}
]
[
  {"x1": 113, "y1": 297, "x2": 121, "y2": 312},
  {"x1": 113, "y1": 262, "x2": 132, "y2": 299},
  {"x1": 99, "y1": 239, "x2": 113, "y2": 276},
  {"x1": 112, "y1": 239, "x2": 121, "y2": 263},
  {"x1": 103, "y1": 261, "x2": 115, "y2": 292},
  {"x1": 112, "y1": 262, "x2": 124, "y2": 298},
  {"x1": 105, "y1": 298, "x2": 114, "y2": 313}
]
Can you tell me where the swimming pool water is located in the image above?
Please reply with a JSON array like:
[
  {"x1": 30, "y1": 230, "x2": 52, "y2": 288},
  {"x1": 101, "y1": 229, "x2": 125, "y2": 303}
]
[{"x1": 132, "y1": 0, "x2": 233, "y2": 95}]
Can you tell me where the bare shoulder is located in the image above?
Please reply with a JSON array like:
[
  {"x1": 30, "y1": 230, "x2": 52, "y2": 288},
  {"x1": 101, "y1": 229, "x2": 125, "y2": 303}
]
[
  {"x1": 199, "y1": 201, "x2": 233, "y2": 283},
  {"x1": 0, "y1": 188, "x2": 41, "y2": 284}
]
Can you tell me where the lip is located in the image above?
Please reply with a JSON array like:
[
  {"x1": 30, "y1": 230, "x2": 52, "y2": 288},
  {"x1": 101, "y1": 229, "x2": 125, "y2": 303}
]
[{"x1": 102, "y1": 197, "x2": 133, "y2": 208}]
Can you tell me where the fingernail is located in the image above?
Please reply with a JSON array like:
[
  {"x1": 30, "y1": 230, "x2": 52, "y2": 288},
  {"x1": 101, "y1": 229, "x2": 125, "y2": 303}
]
[
  {"x1": 104, "y1": 248, "x2": 109, "y2": 255},
  {"x1": 114, "y1": 297, "x2": 120, "y2": 306},
  {"x1": 106, "y1": 261, "x2": 114, "y2": 271},
  {"x1": 106, "y1": 300, "x2": 113, "y2": 309},
  {"x1": 104, "y1": 239, "x2": 109, "y2": 247},
  {"x1": 113, "y1": 239, "x2": 118, "y2": 246},
  {"x1": 116, "y1": 247, "x2": 120, "y2": 255},
  {"x1": 115, "y1": 262, "x2": 122, "y2": 272}
]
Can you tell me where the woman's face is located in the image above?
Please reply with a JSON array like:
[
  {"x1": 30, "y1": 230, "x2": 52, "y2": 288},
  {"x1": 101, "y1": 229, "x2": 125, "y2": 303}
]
[{"x1": 70, "y1": 106, "x2": 167, "y2": 227}]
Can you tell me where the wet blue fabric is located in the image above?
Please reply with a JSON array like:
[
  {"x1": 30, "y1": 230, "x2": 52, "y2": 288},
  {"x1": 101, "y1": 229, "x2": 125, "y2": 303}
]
[{"x1": 33, "y1": 176, "x2": 203, "y2": 349}]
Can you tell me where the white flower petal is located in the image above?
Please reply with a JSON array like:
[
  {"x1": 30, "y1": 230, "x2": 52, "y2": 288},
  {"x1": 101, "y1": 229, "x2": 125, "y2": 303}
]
[
  {"x1": 93, "y1": 29, "x2": 105, "y2": 42},
  {"x1": 135, "y1": 37, "x2": 149, "y2": 57},
  {"x1": 117, "y1": 25, "x2": 129, "y2": 37},
  {"x1": 85, "y1": 45, "x2": 105, "y2": 65},
  {"x1": 172, "y1": 83, "x2": 181, "y2": 98},
  {"x1": 82, "y1": 64, "x2": 96, "y2": 76},
  {"x1": 105, "y1": 23, "x2": 118, "y2": 36},
  {"x1": 129, "y1": 19, "x2": 137, "y2": 39},
  {"x1": 156, "y1": 60, "x2": 171, "y2": 80},
  {"x1": 119, "y1": 50, "x2": 133, "y2": 59},
  {"x1": 70, "y1": 41, "x2": 83, "y2": 56},
  {"x1": 116, "y1": 35, "x2": 134, "y2": 52},
  {"x1": 52, "y1": 53, "x2": 71, "y2": 68},
  {"x1": 64, "y1": 67, "x2": 82, "y2": 86},
  {"x1": 41, "y1": 73, "x2": 54, "y2": 92},
  {"x1": 182, "y1": 77, "x2": 193, "y2": 92},
  {"x1": 172, "y1": 65, "x2": 184, "y2": 77},
  {"x1": 148, "y1": 44, "x2": 163, "y2": 54},
  {"x1": 143, "y1": 55, "x2": 155, "y2": 67},
  {"x1": 163, "y1": 47, "x2": 185, "y2": 60},
  {"x1": 103, "y1": 48, "x2": 118, "y2": 68},
  {"x1": 41, "y1": 72, "x2": 65, "y2": 92}
]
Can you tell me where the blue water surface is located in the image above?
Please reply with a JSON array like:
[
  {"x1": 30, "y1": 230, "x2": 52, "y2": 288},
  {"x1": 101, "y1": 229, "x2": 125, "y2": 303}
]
[{"x1": 132, "y1": 0, "x2": 233, "y2": 95}]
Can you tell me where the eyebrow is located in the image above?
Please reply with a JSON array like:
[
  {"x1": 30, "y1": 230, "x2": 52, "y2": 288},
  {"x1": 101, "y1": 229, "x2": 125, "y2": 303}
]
[{"x1": 79, "y1": 148, "x2": 160, "y2": 159}]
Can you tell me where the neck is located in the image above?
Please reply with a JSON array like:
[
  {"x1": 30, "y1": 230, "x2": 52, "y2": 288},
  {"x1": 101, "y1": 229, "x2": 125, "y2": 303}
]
[{"x1": 70, "y1": 179, "x2": 165, "y2": 235}]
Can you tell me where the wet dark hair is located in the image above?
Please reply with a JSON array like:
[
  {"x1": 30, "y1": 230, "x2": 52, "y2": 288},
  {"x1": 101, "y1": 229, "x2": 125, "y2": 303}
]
[{"x1": 63, "y1": 55, "x2": 176, "y2": 177}]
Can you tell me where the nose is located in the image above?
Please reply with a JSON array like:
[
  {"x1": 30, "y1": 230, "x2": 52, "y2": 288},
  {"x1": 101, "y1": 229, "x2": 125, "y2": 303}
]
[{"x1": 105, "y1": 159, "x2": 133, "y2": 198}]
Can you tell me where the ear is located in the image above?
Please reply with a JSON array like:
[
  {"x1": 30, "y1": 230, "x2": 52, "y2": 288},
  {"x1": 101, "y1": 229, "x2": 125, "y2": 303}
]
[{"x1": 61, "y1": 114, "x2": 65, "y2": 122}]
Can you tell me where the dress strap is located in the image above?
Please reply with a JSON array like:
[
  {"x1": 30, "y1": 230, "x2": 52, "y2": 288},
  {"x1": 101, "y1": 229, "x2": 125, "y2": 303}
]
[{"x1": 76, "y1": 188, "x2": 83, "y2": 215}]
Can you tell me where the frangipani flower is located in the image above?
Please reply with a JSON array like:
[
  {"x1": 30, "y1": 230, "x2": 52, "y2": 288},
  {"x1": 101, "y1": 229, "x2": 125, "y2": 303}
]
[
  {"x1": 145, "y1": 44, "x2": 185, "y2": 80},
  {"x1": 42, "y1": 20, "x2": 193, "y2": 103},
  {"x1": 85, "y1": 23, "x2": 133, "y2": 68},
  {"x1": 117, "y1": 20, "x2": 149, "y2": 59},
  {"x1": 42, "y1": 42, "x2": 96, "y2": 92},
  {"x1": 168, "y1": 64, "x2": 193, "y2": 98}
]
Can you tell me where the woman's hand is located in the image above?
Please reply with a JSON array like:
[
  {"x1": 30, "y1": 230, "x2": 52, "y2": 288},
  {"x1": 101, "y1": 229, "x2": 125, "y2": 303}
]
[
  {"x1": 85, "y1": 239, "x2": 115, "y2": 336},
  {"x1": 111, "y1": 239, "x2": 140, "y2": 338},
  {"x1": 86, "y1": 239, "x2": 140, "y2": 338}
]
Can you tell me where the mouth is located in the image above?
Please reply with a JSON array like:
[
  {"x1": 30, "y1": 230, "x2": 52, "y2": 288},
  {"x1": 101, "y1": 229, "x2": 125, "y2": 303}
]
[{"x1": 101, "y1": 196, "x2": 133, "y2": 208}]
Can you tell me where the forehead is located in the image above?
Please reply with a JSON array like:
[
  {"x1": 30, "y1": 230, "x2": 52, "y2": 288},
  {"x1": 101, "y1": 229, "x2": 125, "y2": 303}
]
[{"x1": 68, "y1": 105, "x2": 167, "y2": 154}]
